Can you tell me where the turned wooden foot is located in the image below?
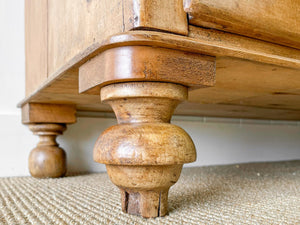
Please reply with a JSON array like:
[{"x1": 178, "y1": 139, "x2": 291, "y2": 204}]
[
  {"x1": 22, "y1": 103, "x2": 76, "y2": 178},
  {"x1": 94, "y1": 82, "x2": 196, "y2": 218},
  {"x1": 109, "y1": 165, "x2": 181, "y2": 217},
  {"x1": 28, "y1": 123, "x2": 67, "y2": 178}
]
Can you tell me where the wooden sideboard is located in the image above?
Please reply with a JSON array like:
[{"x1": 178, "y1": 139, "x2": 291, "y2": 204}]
[{"x1": 19, "y1": 0, "x2": 300, "y2": 218}]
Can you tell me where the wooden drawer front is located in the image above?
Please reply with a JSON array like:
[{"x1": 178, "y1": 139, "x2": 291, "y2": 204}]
[{"x1": 184, "y1": 0, "x2": 300, "y2": 49}]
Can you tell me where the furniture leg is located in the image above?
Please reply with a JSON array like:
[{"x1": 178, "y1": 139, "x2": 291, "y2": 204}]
[
  {"x1": 81, "y1": 45, "x2": 215, "y2": 218},
  {"x1": 93, "y1": 82, "x2": 196, "y2": 218},
  {"x1": 28, "y1": 123, "x2": 67, "y2": 178},
  {"x1": 22, "y1": 103, "x2": 76, "y2": 178}
]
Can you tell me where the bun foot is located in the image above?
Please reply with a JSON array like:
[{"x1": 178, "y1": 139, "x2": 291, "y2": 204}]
[
  {"x1": 94, "y1": 82, "x2": 196, "y2": 218},
  {"x1": 28, "y1": 124, "x2": 67, "y2": 178}
]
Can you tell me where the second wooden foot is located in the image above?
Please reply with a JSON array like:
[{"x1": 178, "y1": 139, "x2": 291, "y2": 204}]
[{"x1": 28, "y1": 124, "x2": 67, "y2": 178}]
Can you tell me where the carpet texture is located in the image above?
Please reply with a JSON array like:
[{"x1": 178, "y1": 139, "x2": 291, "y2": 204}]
[{"x1": 0, "y1": 161, "x2": 299, "y2": 225}]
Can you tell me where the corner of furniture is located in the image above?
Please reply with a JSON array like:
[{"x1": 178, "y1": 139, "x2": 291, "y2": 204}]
[{"x1": 20, "y1": 0, "x2": 300, "y2": 218}]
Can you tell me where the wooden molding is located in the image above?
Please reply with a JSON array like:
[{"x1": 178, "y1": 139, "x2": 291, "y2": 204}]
[
  {"x1": 187, "y1": 26, "x2": 300, "y2": 69},
  {"x1": 18, "y1": 29, "x2": 300, "y2": 108},
  {"x1": 22, "y1": 103, "x2": 76, "y2": 124},
  {"x1": 79, "y1": 46, "x2": 216, "y2": 94},
  {"x1": 18, "y1": 30, "x2": 300, "y2": 121},
  {"x1": 184, "y1": 0, "x2": 300, "y2": 49},
  {"x1": 124, "y1": 0, "x2": 188, "y2": 35}
]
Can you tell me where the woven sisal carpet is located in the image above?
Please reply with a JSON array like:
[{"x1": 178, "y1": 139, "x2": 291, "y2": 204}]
[{"x1": 0, "y1": 161, "x2": 299, "y2": 225}]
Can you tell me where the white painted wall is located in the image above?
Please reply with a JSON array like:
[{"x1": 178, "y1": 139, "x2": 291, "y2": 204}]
[
  {"x1": 0, "y1": 1, "x2": 299, "y2": 177},
  {"x1": 60, "y1": 116, "x2": 300, "y2": 174}
]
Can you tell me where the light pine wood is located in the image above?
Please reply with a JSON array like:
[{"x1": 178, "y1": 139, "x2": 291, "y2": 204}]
[
  {"x1": 79, "y1": 46, "x2": 216, "y2": 94},
  {"x1": 19, "y1": 29, "x2": 300, "y2": 109},
  {"x1": 21, "y1": 2, "x2": 300, "y2": 217},
  {"x1": 24, "y1": 17, "x2": 300, "y2": 101},
  {"x1": 22, "y1": 103, "x2": 76, "y2": 178},
  {"x1": 19, "y1": 29, "x2": 300, "y2": 107},
  {"x1": 47, "y1": 0, "x2": 187, "y2": 77},
  {"x1": 184, "y1": 0, "x2": 300, "y2": 49},
  {"x1": 18, "y1": 28, "x2": 300, "y2": 120},
  {"x1": 189, "y1": 57, "x2": 300, "y2": 107},
  {"x1": 47, "y1": 0, "x2": 124, "y2": 76},
  {"x1": 22, "y1": 3, "x2": 300, "y2": 121},
  {"x1": 94, "y1": 82, "x2": 196, "y2": 218},
  {"x1": 28, "y1": 124, "x2": 67, "y2": 178},
  {"x1": 187, "y1": 26, "x2": 300, "y2": 69},
  {"x1": 124, "y1": 0, "x2": 188, "y2": 35},
  {"x1": 18, "y1": 57, "x2": 300, "y2": 120},
  {"x1": 19, "y1": 89, "x2": 300, "y2": 120},
  {"x1": 26, "y1": 0, "x2": 187, "y2": 96},
  {"x1": 22, "y1": 103, "x2": 76, "y2": 124},
  {"x1": 175, "y1": 102, "x2": 300, "y2": 121},
  {"x1": 25, "y1": 0, "x2": 48, "y2": 96}
]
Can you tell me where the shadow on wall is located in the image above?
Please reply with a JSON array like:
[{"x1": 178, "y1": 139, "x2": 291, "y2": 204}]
[
  {"x1": 59, "y1": 116, "x2": 300, "y2": 174},
  {"x1": 59, "y1": 117, "x2": 116, "y2": 174}
]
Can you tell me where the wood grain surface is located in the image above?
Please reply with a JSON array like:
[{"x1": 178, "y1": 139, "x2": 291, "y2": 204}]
[
  {"x1": 22, "y1": 103, "x2": 76, "y2": 124},
  {"x1": 25, "y1": 0, "x2": 48, "y2": 96},
  {"x1": 124, "y1": 0, "x2": 187, "y2": 35},
  {"x1": 26, "y1": 0, "x2": 187, "y2": 95},
  {"x1": 184, "y1": 0, "x2": 300, "y2": 49},
  {"x1": 28, "y1": 123, "x2": 67, "y2": 178},
  {"x1": 79, "y1": 46, "x2": 216, "y2": 93},
  {"x1": 47, "y1": 0, "x2": 188, "y2": 77},
  {"x1": 94, "y1": 82, "x2": 196, "y2": 217},
  {"x1": 20, "y1": 27, "x2": 300, "y2": 120},
  {"x1": 20, "y1": 29, "x2": 300, "y2": 105}
]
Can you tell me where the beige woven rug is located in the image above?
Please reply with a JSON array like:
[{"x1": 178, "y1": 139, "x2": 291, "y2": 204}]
[{"x1": 0, "y1": 161, "x2": 299, "y2": 225}]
